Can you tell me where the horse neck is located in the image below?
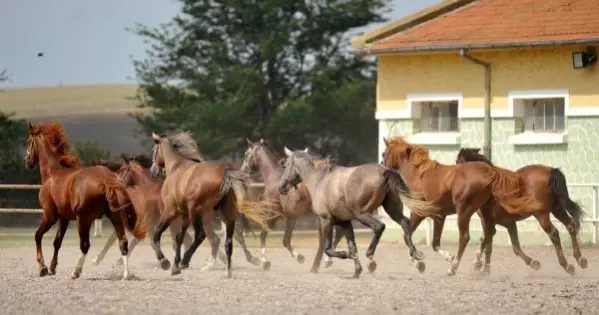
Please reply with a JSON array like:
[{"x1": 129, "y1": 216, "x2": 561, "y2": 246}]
[
  {"x1": 295, "y1": 160, "x2": 323, "y2": 196},
  {"x1": 255, "y1": 147, "x2": 283, "y2": 186},
  {"x1": 161, "y1": 142, "x2": 188, "y2": 173},
  {"x1": 398, "y1": 162, "x2": 421, "y2": 188},
  {"x1": 132, "y1": 165, "x2": 161, "y2": 188},
  {"x1": 35, "y1": 137, "x2": 62, "y2": 183}
]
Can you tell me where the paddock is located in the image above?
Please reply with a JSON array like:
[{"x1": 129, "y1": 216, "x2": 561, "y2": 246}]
[{"x1": 0, "y1": 229, "x2": 597, "y2": 314}]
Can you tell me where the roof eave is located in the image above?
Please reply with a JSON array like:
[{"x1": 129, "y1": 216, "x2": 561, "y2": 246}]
[{"x1": 359, "y1": 38, "x2": 599, "y2": 56}]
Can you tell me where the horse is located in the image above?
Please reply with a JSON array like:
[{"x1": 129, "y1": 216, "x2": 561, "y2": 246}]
[
  {"x1": 456, "y1": 148, "x2": 587, "y2": 275},
  {"x1": 275, "y1": 147, "x2": 442, "y2": 278},
  {"x1": 382, "y1": 137, "x2": 545, "y2": 275},
  {"x1": 149, "y1": 131, "x2": 278, "y2": 278},
  {"x1": 90, "y1": 154, "x2": 194, "y2": 267},
  {"x1": 24, "y1": 122, "x2": 146, "y2": 280},
  {"x1": 239, "y1": 138, "x2": 347, "y2": 272}
]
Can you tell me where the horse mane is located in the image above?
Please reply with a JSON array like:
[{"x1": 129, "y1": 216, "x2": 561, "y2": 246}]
[
  {"x1": 386, "y1": 137, "x2": 438, "y2": 177},
  {"x1": 91, "y1": 159, "x2": 121, "y2": 172},
  {"x1": 458, "y1": 148, "x2": 494, "y2": 166},
  {"x1": 166, "y1": 131, "x2": 206, "y2": 163},
  {"x1": 34, "y1": 123, "x2": 82, "y2": 168},
  {"x1": 121, "y1": 153, "x2": 154, "y2": 169}
]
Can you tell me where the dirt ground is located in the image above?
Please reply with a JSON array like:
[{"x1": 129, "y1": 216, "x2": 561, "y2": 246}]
[{"x1": 1, "y1": 234, "x2": 598, "y2": 315}]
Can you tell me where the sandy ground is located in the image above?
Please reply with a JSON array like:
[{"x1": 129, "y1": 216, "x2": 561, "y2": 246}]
[{"x1": 0, "y1": 234, "x2": 598, "y2": 315}]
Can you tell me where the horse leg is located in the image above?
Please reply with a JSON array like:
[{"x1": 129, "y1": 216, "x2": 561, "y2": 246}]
[
  {"x1": 476, "y1": 213, "x2": 496, "y2": 275},
  {"x1": 323, "y1": 225, "x2": 345, "y2": 268},
  {"x1": 338, "y1": 220, "x2": 363, "y2": 279},
  {"x1": 48, "y1": 218, "x2": 69, "y2": 275},
  {"x1": 200, "y1": 209, "x2": 221, "y2": 272},
  {"x1": 35, "y1": 211, "x2": 59, "y2": 277},
  {"x1": 153, "y1": 213, "x2": 177, "y2": 270},
  {"x1": 310, "y1": 217, "x2": 326, "y2": 273},
  {"x1": 72, "y1": 217, "x2": 92, "y2": 279},
  {"x1": 232, "y1": 222, "x2": 261, "y2": 266},
  {"x1": 223, "y1": 216, "x2": 236, "y2": 278},
  {"x1": 354, "y1": 214, "x2": 384, "y2": 273},
  {"x1": 383, "y1": 196, "x2": 426, "y2": 273},
  {"x1": 430, "y1": 216, "x2": 453, "y2": 262},
  {"x1": 181, "y1": 215, "x2": 206, "y2": 269},
  {"x1": 282, "y1": 217, "x2": 305, "y2": 264},
  {"x1": 258, "y1": 229, "x2": 272, "y2": 271},
  {"x1": 447, "y1": 207, "x2": 475, "y2": 276},
  {"x1": 553, "y1": 207, "x2": 587, "y2": 269},
  {"x1": 536, "y1": 212, "x2": 575, "y2": 275},
  {"x1": 504, "y1": 222, "x2": 541, "y2": 270},
  {"x1": 92, "y1": 231, "x2": 117, "y2": 266},
  {"x1": 170, "y1": 217, "x2": 189, "y2": 276}
]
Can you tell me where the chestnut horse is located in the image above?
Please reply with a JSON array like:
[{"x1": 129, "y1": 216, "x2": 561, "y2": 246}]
[
  {"x1": 456, "y1": 148, "x2": 587, "y2": 275},
  {"x1": 382, "y1": 137, "x2": 544, "y2": 275},
  {"x1": 90, "y1": 154, "x2": 193, "y2": 267},
  {"x1": 240, "y1": 138, "x2": 346, "y2": 272},
  {"x1": 24, "y1": 123, "x2": 146, "y2": 280},
  {"x1": 150, "y1": 131, "x2": 277, "y2": 278},
  {"x1": 276, "y1": 147, "x2": 441, "y2": 278}
]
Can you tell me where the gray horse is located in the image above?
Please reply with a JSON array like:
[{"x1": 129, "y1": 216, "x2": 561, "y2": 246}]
[{"x1": 277, "y1": 147, "x2": 441, "y2": 278}]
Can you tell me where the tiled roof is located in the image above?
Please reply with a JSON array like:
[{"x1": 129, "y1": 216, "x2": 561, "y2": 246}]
[{"x1": 367, "y1": 0, "x2": 599, "y2": 53}]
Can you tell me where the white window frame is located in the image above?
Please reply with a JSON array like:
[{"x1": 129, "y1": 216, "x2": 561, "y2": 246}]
[
  {"x1": 405, "y1": 93, "x2": 463, "y2": 145},
  {"x1": 506, "y1": 89, "x2": 569, "y2": 145}
]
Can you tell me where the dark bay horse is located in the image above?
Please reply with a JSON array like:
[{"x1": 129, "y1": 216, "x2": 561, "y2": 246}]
[
  {"x1": 276, "y1": 147, "x2": 441, "y2": 278},
  {"x1": 456, "y1": 148, "x2": 587, "y2": 275},
  {"x1": 91, "y1": 154, "x2": 193, "y2": 267},
  {"x1": 240, "y1": 138, "x2": 346, "y2": 272},
  {"x1": 24, "y1": 123, "x2": 146, "y2": 280},
  {"x1": 150, "y1": 131, "x2": 278, "y2": 278},
  {"x1": 382, "y1": 137, "x2": 544, "y2": 275}
]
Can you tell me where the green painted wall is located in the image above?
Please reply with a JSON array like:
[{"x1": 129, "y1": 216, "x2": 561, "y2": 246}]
[{"x1": 381, "y1": 117, "x2": 599, "y2": 247}]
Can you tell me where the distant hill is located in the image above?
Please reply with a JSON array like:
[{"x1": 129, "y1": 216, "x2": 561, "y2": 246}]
[{"x1": 1, "y1": 84, "x2": 151, "y2": 155}]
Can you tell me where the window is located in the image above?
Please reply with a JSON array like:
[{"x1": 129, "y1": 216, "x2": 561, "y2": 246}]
[
  {"x1": 420, "y1": 100, "x2": 459, "y2": 132},
  {"x1": 523, "y1": 98, "x2": 565, "y2": 133}
]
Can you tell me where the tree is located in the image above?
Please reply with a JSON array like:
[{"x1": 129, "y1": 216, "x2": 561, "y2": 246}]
[
  {"x1": 130, "y1": 0, "x2": 388, "y2": 164},
  {"x1": 71, "y1": 141, "x2": 112, "y2": 166},
  {"x1": 0, "y1": 112, "x2": 38, "y2": 184}
]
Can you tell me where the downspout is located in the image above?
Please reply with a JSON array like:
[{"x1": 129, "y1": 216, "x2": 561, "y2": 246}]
[{"x1": 460, "y1": 49, "x2": 492, "y2": 160}]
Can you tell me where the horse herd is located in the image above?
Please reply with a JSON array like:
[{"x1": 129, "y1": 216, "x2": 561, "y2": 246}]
[{"x1": 23, "y1": 122, "x2": 587, "y2": 281}]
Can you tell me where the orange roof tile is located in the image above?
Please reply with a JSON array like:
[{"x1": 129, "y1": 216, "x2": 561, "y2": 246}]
[{"x1": 367, "y1": 0, "x2": 599, "y2": 53}]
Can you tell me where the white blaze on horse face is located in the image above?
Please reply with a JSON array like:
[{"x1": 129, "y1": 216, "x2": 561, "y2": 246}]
[{"x1": 284, "y1": 147, "x2": 293, "y2": 156}]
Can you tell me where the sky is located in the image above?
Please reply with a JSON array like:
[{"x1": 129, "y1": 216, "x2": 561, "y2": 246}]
[{"x1": 0, "y1": 0, "x2": 441, "y2": 88}]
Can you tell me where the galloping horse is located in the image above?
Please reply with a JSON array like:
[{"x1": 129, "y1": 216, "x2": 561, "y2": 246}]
[
  {"x1": 239, "y1": 138, "x2": 321, "y2": 271},
  {"x1": 24, "y1": 123, "x2": 146, "y2": 280},
  {"x1": 149, "y1": 131, "x2": 277, "y2": 278},
  {"x1": 382, "y1": 137, "x2": 544, "y2": 275},
  {"x1": 456, "y1": 148, "x2": 587, "y2": 275},
  {"x1": 277, "y1": 147, "x2": 441, "y2": 278},
  {"x1": 91, "y1": 154, "x2": 193, "y2": 267}
]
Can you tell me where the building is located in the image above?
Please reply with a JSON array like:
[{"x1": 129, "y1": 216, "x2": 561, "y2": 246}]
[{"x1": 352, "y1": 0, "x2": 599, "y2": 245}]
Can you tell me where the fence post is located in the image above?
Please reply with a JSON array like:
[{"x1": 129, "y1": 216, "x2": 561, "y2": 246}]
[{"x1": 593, "y1": 186, "x2": 598, "y2": 245}]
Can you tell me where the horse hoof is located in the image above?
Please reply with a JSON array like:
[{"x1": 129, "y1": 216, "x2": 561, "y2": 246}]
[
  {"x1": 160, "y1": 259, "x2": 171, "y2": 270},
  {"x1": 323, "y1": 260, "x2": 333, "y2": 269},
  {"x1": 472, "y1": 260, "x2": 483, "y2": 272},
  {"x1": 91, "y1": 258, "x2": 100, "y2": 266},
  {"x1": 309, "y1": 267, "x2": 319, "y2": 274},
  {"x1": 296, "y1": 254, "x2": 306, "y2": 264},
  {"x1": 415, "y1": 261, "x2": 426, "y2": 273},
  {"x1": 578, "y1": 257, "x2": 588, "y2": 269},
  {"x1": 171, "y1": 268, "x2": 181, "y2": 276},
  {"x1": 224, "y1": 270, "x2": 232, "y2": 279},
  {"x1": 261, "y1": 261, "x2": 271, "y2": 271},
  {"x1": 367, "y1": 260, "x2": 377, "y2": 273},
  {"x1": 412, "y1": 250, "x2": 424, "y2": 261},
  {"x1": 566, "y1": 264, "x2": 575, "y2": 275},
  {"x1": 180, "y1": 263, "x2": 189, "y2": 270},
  {"x1": 446, "y1": 269, "x2": 456, "y2": 276},
  {"x1": 39, "y1": 267, "x2": 49, "y2": 277},
  {"x1": 530, "y1": 260, "x2": 541, "y2": 270},
  {"x1": 48, "y1": 269, "x2": 56, "y2": 276},
  {"x1": 71, "y1": 272, "x2": 80, "y2": 280}
]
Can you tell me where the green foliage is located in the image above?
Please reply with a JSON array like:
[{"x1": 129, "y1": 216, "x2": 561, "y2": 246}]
[
  {"x1": 130, "y1": 0, "x2": 388, "y2": 164},
  {"x1": 71, "y1": 141, "x2": 112, "y2": 166},
  {"x1": 0, "y1": 112, "x2": 39, "y2": 183}
]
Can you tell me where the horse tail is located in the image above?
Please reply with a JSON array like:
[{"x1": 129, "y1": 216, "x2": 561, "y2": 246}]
[
  {"x1": 382, "y1": 169, "x2": 442, "y2": 218},
  {"x1": 549, "y1": 167, "x2": 585, "y2": 229},
  {"x1": 220, "y1": 169, "x2": 279, "y2": 231},
  {"x1": 487, "y1": 167, "x2": 543, "y2": 214},
  {"x1": 102, "y1": 178, "x2": 147, "y2": 239}
]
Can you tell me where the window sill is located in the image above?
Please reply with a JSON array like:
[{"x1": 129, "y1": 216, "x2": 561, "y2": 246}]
[
  {"x1": 407, "y1": 132, "x2": 461, "y2": 145},
  {"x1": 509, "y1": 132, "x2": 567, "y2": 145}
]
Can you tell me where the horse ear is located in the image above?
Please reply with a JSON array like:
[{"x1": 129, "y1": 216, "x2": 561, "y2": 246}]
[
  {"x1": 259, "y1": 138, "x2": 264, "y2": 144},
  {"x1": 383, "y1": 137, "x2": 389, "y2": 146},
  {"x1": 246, "y1": 138, "x2": 254, "y2": 147},
  {"x1": 284, "y1": 147, "x2": 293, "y2": 157},
  {"x1": 303, "y1": 147, "x2": 309, "y2": 153},
  {"x1": 475, "y1": 148, "x2": 481, "y2": 153},
  {"x1": 151, "y1": 132, "x2": 161, "y2": 143}
]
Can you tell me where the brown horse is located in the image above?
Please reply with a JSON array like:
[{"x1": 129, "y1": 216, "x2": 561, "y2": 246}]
[
  {"x1": 240, "y1": 138, "x2": 347, "y2": 272},
  {"x1": 382, "y1": 137, "x2": 544, "y2": 275},
  {"x1": 150, "y1": 131, "x2": 277, "y2": 278},
  {"x1": 456, "y1": 148, "x2": 587, "y2": 275},
  {"x1": 90, "y1": 154, "x2": 193, "y2": 267},
  {"x1": 276, "y1": 147, "x2": 442, "y2": 278},
  {"x1": 24, "y1": 123, "x2": 146, "y2": 280}
]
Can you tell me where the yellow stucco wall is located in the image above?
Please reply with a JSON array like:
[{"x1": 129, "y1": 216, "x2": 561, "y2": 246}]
[{"x1": 377, "y1": 46, "x2": 599, "y2": 111}]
